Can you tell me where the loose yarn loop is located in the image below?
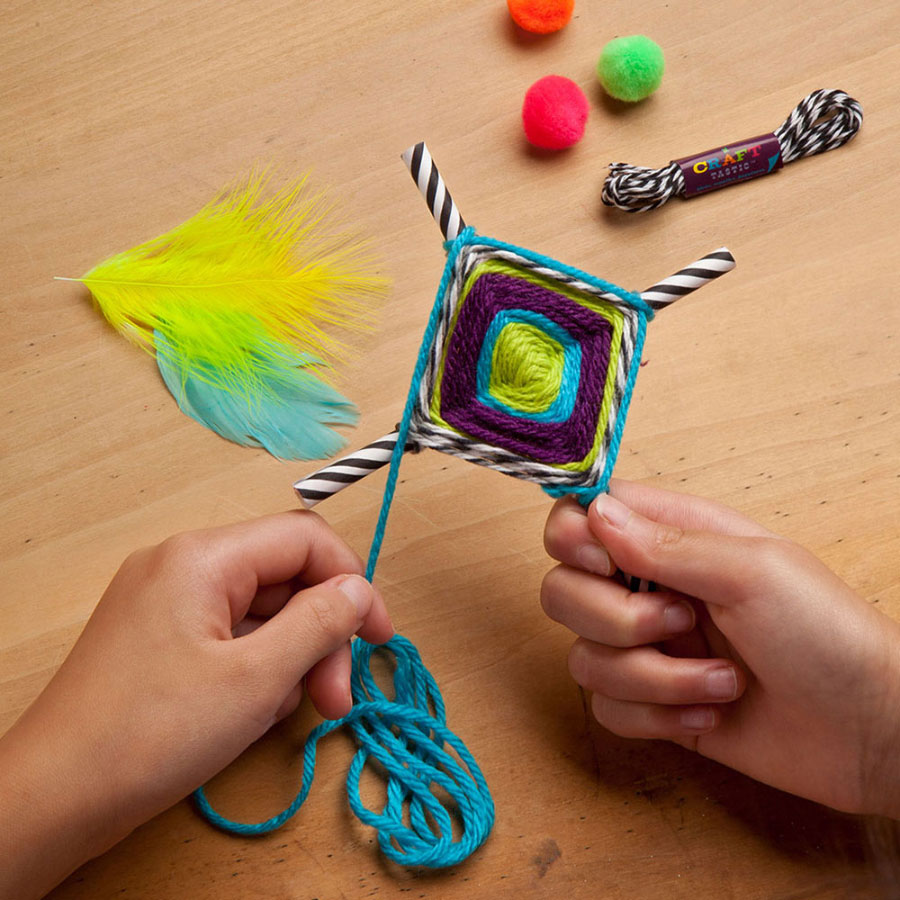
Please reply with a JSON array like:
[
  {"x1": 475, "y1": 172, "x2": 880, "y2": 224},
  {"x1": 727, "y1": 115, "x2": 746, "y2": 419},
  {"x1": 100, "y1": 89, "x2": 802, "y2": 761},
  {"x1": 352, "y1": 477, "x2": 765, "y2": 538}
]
[
  {"x1": 602, "y1": 88, "x2": 863, "y2": 212},
  {"x1": 195, "y1": 635, "x2": 494, "y2": 868}
]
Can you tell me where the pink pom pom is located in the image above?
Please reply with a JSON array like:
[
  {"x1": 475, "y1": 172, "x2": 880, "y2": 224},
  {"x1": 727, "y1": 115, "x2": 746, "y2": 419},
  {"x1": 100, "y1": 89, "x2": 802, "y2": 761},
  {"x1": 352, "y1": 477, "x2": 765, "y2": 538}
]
[{"x1": 522, "y1": 75, "x2": 589, "y2": 150}]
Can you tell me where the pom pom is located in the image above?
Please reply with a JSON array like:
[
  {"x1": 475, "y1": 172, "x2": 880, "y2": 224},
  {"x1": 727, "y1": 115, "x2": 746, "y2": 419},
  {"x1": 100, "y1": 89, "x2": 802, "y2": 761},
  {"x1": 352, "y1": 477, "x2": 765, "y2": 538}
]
[
  {"x1": 507, "y1": 0, "x2": 574, "y2": 34},
  {"x1": 596, "y1": 35, "x2": 665, "y2": 103},
  {"x1": 522, "y1": 75, "x2": 588, "y2": 150}
]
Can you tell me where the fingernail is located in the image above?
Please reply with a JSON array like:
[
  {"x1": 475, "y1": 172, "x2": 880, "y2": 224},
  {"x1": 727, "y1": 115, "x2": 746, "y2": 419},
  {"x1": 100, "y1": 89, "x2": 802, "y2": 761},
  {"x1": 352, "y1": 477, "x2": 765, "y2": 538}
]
[
  {"x1": 591, "y1": 493, "x2": 631, "y2": 529},
  {"x1": 705, "y1": 667, "x2": 737, "y2": 700},
  {"x1": 680, "y1": 708, "x2": 715, "y2": 731},
  {"x1": 663, "y1": 601, "x2": 694, "y2": 635},
  {"x1": 575, "y1": 543, "x2": 611, "y2": 575},
  {"x1": 336, "y1": 574, "x2": 372, "y2": 617}
]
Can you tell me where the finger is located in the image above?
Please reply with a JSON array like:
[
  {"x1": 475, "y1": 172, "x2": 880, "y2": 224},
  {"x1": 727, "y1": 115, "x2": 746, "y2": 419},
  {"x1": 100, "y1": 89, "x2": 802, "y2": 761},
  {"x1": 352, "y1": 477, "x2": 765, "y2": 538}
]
[
  {"x1": 354, "y1": 584, "x2": 394, "y2": 646},
  {"x1": 247, "y1": 579, "x2": 392, "y2": 647},
  {"x1": 544, "y1": 496, "x2": 617, "y2": 575},
  {"x1": 249, "y1": 571, "x2": 373, "y2": 620},
  {"x1": 569, "y1": 640, "x2": 744, "y2": 705},
  {"x1": 541, "y1": 565, "x2": 695, "y2": 646},
  {"x1": 660, "y1": 598, "x2": 713, "y2": 659},
  {"x1": 587, "y1": 493, "x2": 780, "y2": 604},
  {"x1": 608, "y1": 479, "x2": 772, "y2": 538},
  {"x1": 305, "y1": 643, "x2": 353, "y2": 720},
  {"x1": 232, "y1": 614, "x2": 267, "y2": 638},
  {"x1": 274, "y1": 682, "x2": 304, "y2": 722},
  {"x1": 694, "y1": 600, "x2": 737, "y2": 661},
  {"x1": 590, "y1": 693, "x2": 721, "y2": 740},
  {"x1": 247, "y1": 582, "x2": 294, "y2": 618},
  {"x1": 238, "y1": 574, "x2": 374, "y2": 686},
  {"x1": 223, "y1": 509, "x2": 363, "y2": 583},
  {"x1": 660, "y1": 624, "x2": 712, "y2": 659},
  {"x1": 191, "y1": 510, "x2": 363, "y2": 624}
]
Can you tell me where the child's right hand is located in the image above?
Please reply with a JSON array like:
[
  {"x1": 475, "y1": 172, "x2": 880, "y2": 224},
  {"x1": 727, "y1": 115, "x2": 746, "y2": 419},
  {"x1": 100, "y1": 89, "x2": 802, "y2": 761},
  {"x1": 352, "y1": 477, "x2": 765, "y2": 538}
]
[{"x1": 541, "y1": 481, "x2": 900, "y2": 819}]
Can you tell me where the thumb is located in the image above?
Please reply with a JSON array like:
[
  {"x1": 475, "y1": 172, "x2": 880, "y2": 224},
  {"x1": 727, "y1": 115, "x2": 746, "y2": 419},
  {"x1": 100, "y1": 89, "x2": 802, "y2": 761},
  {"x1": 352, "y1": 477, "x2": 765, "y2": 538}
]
[
  {"x1": 588, "y1": 493, "x2": 772, "y2": 604},
  {"x1": 239, "y1": 574, "x2": 374, "y2": 686}
]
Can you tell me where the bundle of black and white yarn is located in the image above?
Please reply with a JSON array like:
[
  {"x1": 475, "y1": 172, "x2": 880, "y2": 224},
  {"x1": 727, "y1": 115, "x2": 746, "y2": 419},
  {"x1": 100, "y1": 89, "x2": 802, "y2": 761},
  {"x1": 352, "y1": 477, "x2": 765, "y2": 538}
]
[{"x1": 601, "y1": 88, "x2": 863, "y2": 213}]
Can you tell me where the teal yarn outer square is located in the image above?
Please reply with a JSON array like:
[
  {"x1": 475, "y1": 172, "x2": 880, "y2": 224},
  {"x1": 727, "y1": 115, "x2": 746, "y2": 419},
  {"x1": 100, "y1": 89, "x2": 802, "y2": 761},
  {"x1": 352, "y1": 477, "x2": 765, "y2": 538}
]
[{"x1": 408, "y1": 228, "x2": 653, "y2": 504}]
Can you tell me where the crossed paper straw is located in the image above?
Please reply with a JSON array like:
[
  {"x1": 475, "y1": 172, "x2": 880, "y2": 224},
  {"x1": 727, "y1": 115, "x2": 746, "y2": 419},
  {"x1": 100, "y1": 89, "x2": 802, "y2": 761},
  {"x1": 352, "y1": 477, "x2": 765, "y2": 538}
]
[
  {"x1": 401, "y1": 142, "x2": 467, "y2": 241},
  {"x1": 294, "y1": 144, "x2": 735, "y2": 508}
]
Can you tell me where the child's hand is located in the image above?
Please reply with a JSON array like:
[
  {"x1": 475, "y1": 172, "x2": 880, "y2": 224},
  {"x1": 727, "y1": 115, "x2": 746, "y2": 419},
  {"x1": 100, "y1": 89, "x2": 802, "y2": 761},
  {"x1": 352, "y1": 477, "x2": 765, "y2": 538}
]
[
  {"x1": 541, "y1": 481, "x2": 900, "y2": 819},
  {"x1": 0, "y1": 511, "x2": 393, "y2": 900}
]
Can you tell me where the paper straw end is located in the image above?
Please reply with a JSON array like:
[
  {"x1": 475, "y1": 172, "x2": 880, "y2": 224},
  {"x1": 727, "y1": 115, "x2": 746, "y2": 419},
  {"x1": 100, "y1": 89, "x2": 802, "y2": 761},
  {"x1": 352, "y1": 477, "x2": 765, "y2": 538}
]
[
  {"x1": 714, "y1": 247, "x2": 737, "y2": 270},
  {"x1": 401, "y1": 143, "x2": 424, "y2": 166},
  {"x1": 292, "y1": 481, "x2": 319, "y2": 509}
]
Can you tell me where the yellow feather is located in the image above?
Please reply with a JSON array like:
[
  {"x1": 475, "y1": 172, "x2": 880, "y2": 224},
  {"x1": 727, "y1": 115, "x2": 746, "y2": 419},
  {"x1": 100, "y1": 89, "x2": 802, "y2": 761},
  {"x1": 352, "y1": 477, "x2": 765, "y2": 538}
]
[{"x1": 76, "y1": 170, "x2": 388, "y2": 399}]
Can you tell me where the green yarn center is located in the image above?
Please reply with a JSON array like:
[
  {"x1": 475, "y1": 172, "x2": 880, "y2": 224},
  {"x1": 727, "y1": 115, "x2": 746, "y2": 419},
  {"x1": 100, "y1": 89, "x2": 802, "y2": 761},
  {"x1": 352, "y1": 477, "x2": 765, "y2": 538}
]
[{"x1": 489, "y1": 322, "x2": 564, "y2": 414}]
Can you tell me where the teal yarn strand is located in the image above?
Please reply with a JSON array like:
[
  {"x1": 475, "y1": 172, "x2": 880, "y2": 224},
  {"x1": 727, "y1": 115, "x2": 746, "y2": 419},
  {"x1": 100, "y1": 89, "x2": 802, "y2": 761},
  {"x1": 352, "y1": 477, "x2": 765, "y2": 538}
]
[
  {"x1": 363, "y1": 228, "x2": 474, "y2": 582},
  {"x1": 195, "y1": 227, "x2": 494, "y2": 868},
  {"x1": 475, "y1": 309, "x2": 582, "y2": 424}
]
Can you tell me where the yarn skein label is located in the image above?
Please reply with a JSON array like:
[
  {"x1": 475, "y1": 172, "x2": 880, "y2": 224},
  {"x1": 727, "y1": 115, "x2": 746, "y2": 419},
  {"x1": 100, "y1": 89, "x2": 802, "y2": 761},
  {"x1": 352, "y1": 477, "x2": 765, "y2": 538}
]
[{"x1": 674, "y1": 133, "x2": 783, "y2": 198}]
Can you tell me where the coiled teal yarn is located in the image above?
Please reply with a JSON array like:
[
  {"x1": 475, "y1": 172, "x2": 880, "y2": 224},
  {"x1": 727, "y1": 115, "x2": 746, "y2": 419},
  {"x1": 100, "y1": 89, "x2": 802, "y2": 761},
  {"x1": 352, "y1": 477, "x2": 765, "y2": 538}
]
[{"x1": 195, "y1": 636, "x2": 493, "y2": 867}]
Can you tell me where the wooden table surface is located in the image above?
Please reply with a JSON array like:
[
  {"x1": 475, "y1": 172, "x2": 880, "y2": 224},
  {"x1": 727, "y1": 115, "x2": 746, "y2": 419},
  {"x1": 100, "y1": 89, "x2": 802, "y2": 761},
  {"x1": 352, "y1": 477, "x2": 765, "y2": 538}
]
[{"x1": 3, "y1": 1, "x2": 899, "y2": 897}]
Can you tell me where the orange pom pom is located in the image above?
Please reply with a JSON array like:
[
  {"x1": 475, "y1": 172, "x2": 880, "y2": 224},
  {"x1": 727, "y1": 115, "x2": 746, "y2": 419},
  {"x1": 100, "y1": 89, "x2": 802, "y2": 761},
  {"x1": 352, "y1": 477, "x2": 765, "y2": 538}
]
[{"x1": 507, "y1": 0, "x2": 574, "y2": 34}]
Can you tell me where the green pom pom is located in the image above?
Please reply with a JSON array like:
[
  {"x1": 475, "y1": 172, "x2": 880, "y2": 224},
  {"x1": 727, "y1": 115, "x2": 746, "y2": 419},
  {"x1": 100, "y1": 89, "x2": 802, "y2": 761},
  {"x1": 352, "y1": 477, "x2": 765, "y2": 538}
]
[{"x1": 597, "y1": 35, "x2": 665, "y2": 103}]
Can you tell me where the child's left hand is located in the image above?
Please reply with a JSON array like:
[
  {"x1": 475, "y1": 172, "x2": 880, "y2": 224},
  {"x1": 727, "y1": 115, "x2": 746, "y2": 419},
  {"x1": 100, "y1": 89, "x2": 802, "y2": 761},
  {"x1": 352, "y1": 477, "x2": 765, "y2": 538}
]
[{"x1": 0, "y1": 510, "x2": 393, "y2": 900}]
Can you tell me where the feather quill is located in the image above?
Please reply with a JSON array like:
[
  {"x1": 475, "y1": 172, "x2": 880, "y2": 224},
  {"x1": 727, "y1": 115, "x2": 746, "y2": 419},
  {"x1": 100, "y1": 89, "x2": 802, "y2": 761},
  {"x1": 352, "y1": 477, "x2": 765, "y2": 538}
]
[{"x1": 68, "y1": 171, "x2": 387, "y2": 459}]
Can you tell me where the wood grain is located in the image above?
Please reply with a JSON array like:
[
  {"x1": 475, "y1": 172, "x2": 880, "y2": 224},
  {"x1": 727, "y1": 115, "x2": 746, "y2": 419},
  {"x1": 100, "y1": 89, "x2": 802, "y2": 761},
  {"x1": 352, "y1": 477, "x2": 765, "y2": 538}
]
[{"x1": 1, "y1": 0, "x2": 898, "y2": 897}]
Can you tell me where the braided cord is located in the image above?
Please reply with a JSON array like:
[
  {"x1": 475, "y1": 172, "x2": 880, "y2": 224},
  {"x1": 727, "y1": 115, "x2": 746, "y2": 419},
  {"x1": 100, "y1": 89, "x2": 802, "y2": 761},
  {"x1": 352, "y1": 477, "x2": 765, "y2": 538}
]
[
  {"x1": 773, "y1": 88, "x2": 863, "y2": 163},
  {"x1": 602, "y1": 89, "x2": 863, "y2": 212}
]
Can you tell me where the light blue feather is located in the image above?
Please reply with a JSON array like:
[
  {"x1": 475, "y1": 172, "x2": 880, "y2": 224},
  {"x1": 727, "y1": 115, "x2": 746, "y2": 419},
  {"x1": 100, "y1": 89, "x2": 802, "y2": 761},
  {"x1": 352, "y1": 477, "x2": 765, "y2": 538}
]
[{"x1": 154, "y1": 331, "x2": 357, "y2": 460}]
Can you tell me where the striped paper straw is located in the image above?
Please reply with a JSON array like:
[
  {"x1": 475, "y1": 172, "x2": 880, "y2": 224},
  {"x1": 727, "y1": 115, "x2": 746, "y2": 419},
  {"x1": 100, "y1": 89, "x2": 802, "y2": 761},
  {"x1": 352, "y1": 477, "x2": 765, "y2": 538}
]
[
  {"x1": 639, "y1": 248, "x2": 735, "y2": 309},
  {"x1": 293, "y1": 432, "x2": 415, "y2": 508},
  {"x1": 401, "y1": 142, "x2": 467, "y2": 241},
  {"x1": 624, "y1": 574, "x2": 657, "y2": 593},
  {"x1": 291, "y1": 249, "x2": 736, "y2": 508}
]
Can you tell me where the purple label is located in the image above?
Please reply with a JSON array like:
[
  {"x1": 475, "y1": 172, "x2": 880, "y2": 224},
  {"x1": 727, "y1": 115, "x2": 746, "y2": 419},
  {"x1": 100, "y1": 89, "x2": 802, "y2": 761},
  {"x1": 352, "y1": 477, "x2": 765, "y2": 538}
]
[{"x1": 674, "y1": 133, "x2": 783, "y2": 198}]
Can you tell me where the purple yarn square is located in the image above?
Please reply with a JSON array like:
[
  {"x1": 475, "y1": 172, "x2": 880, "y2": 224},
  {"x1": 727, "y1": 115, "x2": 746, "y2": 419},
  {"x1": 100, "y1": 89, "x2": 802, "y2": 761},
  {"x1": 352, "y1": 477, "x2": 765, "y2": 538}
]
[{"x1": 439, "y1": 272, "x2": 613, "y2": 465}]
